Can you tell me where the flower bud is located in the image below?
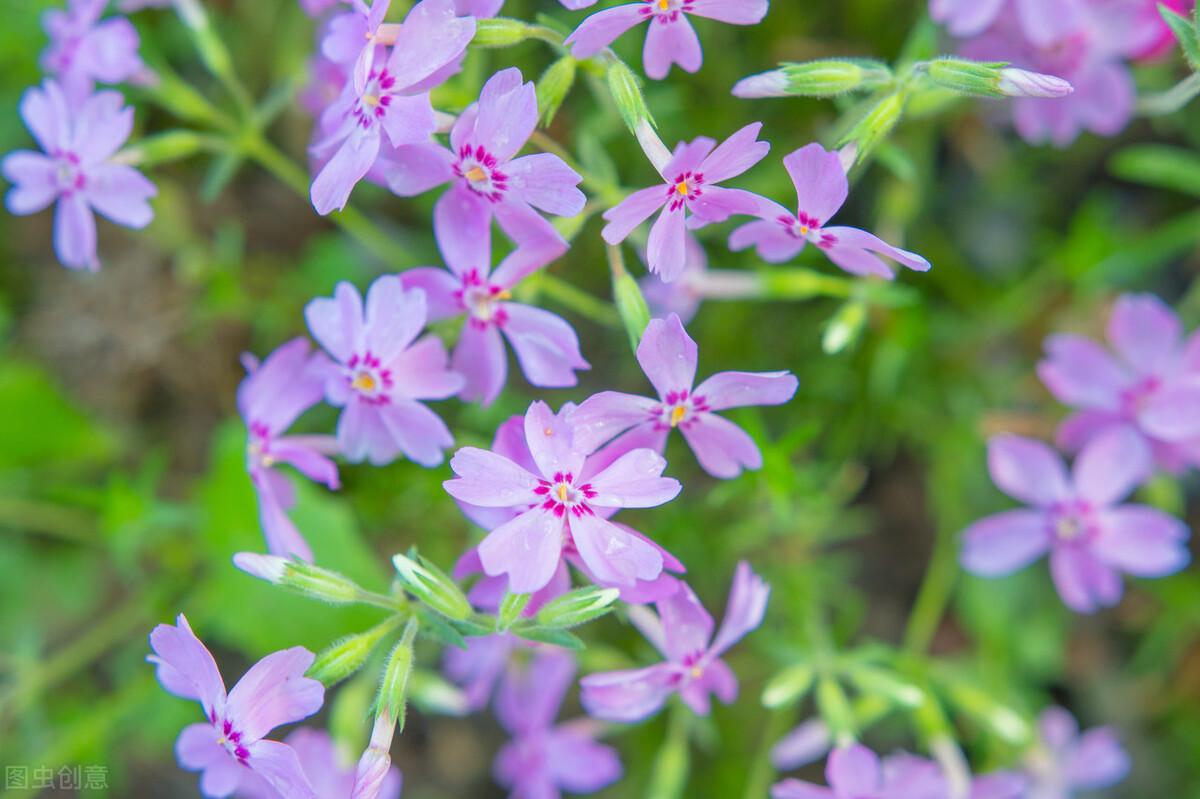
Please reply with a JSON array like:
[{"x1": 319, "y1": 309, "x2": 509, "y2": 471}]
[
  {"x1": 537, "y1": 56, "x2": 577, "y2": 126},
  {"x1": 307, "y1": 618, "x2": 400, "y2": 687},
  {"x1": 822, "y1": 300, "x2": 867, "y2": 355},
  {"x1": 926, "y1": 58, "x2": 1007, "y2": 97},
  {"x1": 997, "y1": 67, "x2": 1073, "y2": 98},
  {"x1": 815, "y1": 677, "x2": 856, "y2": 744},
  {"x1": 350, "y1": 722, "x2": 395, "y2": 799},
  {"x1": 948, "y1": 682, "x2": 1031, "y2": 745},
  {"x1": 1159, "y1": 5, "x2": 1200, "y2": 72},
  {"x1": 234, "y1": 552, "x2": 367, "y2": 605},
  {"x1": 762, "y1": 663, "x2": 815, "y2": 709},
  {"x1": 377, "y1": 620, "x2": 418, "y2": 728},
  {"x1": 497, "y1": 591, "x2": 531, "y2": 631},
  {"x1": 613, "y1": 266, "x2": 652, "y2": 353},
  {"x1": 114, "y1": 130, "x2": 211, "y2": 168},
  {"x1": 838, "y1": 92, "x2": 904, "y2": 163},
  {"x1": 845, "y1": 666, "x2": 925, "y2": 708},
  {"x1": 734, "y1": 60, "x2": 893, "y2": 98},
  {"x1": 731, "y1": 69, "x2": 790, "y2": 98},
  {"x1": 472, "y1": 17, "x2": 532, "y2": 47},
  {"x1": 536, "y1": 586, "x2": 621, "y2": 629},
  {"x1": 607, "y1": 60, "x2": 655, "y2": 134},
  {"x1": 392, "y1": 553, "x2": 472, "y2": 621}
]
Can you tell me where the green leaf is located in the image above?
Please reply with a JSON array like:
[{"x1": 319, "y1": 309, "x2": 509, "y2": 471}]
[{"x1": 1109, "y1": 144, "x2": 1200, "y2": 198}]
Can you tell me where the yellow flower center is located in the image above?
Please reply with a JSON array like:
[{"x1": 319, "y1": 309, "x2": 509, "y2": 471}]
[
  {"x1": 556, "y1": 484, "x2": 569, "y2": 502},
  {"x1": 465, "y1": 166, "x2": 487, "y2": 182},
  {"x1": 690, "y1": 666, "x2": 703, "y2": 679},
  {"x1": 669, "y1": 405, "x2": 687, "y2": 427},
  {"x1": 363, "y1": 94, "x2": 380, "y2": 107},
  {"x1": 675, "y1": 180, "x2": 689, "y2": 195},
  {"x1": 659, "y1": 0, "x2": 670, "y2": 10},
  {"x1": 352, "y1": 372, "x2": 377, "y2": 392}
]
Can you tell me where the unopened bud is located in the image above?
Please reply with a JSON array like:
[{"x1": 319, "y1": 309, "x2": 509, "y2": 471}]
[
  {"x1": 234, "y1": 552, "x2": 367, "y2": 604},
  {"x1": 846, "y1": 666, "x2": 926, "y2": 709},
  {"x1": 377, "y1": 619, "x2": 418, "y2": 727},
  {"x1": 350, "y1": 735, "x2": 394, "y2": 799},
  {"x1": 815, "y1": 677, "x2": 856, "y2": 745},
  {"x1": 472, "y1": 17, "x2": 532, "y2": 47},
  {"x1": 927, "y1": 58, "x2": 1073, "y2": 100},
  {"x1": 762, "y1": 663, "x2": 815, "y2": 709},
  {"x1": 607, "y1": 60, "x2": 655, "y2": 134},
  {"x1": 536, "y1": 586, "x2": 620, "y2": 629},
  {"x1": 731, "y1": 69, "x2": 791, "y2": 98},
  {"x1": 735, "y1": 60, "x2": 893, "y2": 98},
  {"x1": 392, "y1": 554, "x2": 472, "y2": 621},
  {"x1": 307, "y1": 618, "x2": 400, "y2": 687},
  {"x1": 822, "y1": 300, "x2": 867, "y2": 355},
  {"x1": 497, "y1": 591, "x2": 531, "y2": 631},
  {"x1": 997, "y1": 67, "x2": 1073, "y2": 98},
  {"x1": 538, "y1": 56, "x2": 577, "y2": 125},
  {"x1": 838, "y1": 91, "x2": 904, "y2": 162},
  {"x1": 114, "y1": 130, "x2": 211, "y2": 167}
]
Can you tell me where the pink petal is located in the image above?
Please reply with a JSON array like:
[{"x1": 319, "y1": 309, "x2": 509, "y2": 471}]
[
  {"x1": 399, "y1": 266, "x2": 462, "y2": 322},
  {"x1": 569, "y1": 391, "x2": 659, "y2": 452},
  {"x1": 175, "y1": 723, "x2": 226, "y2": 772},
  {"x1": 580, "y1": 663, "x2": 677, "y2": 722},
  {"x1": 310, "y1": 127, "x2": 381, "y2": 215},
  {"x1": 930, "y1": 0, "x2": 1005, "y2": 37},
  {"x1": 490, "y1": 234, "x2": 567, "y2": 289},
  {"x1": 1050, "y1": 546, "x2": 1123, "y2": 613},
  {"x1": 495, "y1": 651, "x2": 575, "y2": 735},
  {"x1": 148, "y1": 614, "x2": 226, "y2": 717},
  {"x1": 827, "y1": 744, "x2": 882, "y2": 796},
  {"x1": 378, "y1": 91, "x2": 437, "y2": 148},
  {"x1": 658, "y1": 582, "x2": 714, "y2": 660},
  {"x1": 679, "y1": 412, "x2": 763, "y2": 478},
  {"x1": 394, "y1": 334, "x2": 464, "y2": 399},
  {"x1": 1106, "y1": 293, "x2": 1181, "y2": 374},
  {"x1": 697, "y1": 122, "x2": 770, "y2": 184},
  {"x1": 710, "y1": 560, "x2": 769, "y2": 656},
  {"x1": 547, "y1": 728, "x2": 623, "y2": 793},
  {"x1": 686, "y1": 0, "x2": 768, "y2": 23},
  {"x1": 524, "y1": 400, "x2": 586, "y2": 480},
  {"x1": 254, "y1": 469, "x2": 315, "y2": 561},
  {"x1": 474, "y1": 68, "x2": 537, "y2": 162},
  {"x1": 453, "y1": 322, "x2": 509, "y2": 406},
  {"x1": 1071, "y1": 426, "x2": 1151, "y2": 507},
  {"x1": 1037, "y1": 334, "x2": 1129, "y2": 411},
  {"x1": 444, "y1": 446, "x2": 542, "y2": 507},
  {"x1": 246, "y1": 739, "x2": 317, "y2": 799},
  {"x1": 663, "y1": 135, "x2": 717, "y2": 179},
  {"x1": 586, "y1": 448, "x2": 680, "y2": 508},
  {"x1": 569, "y1": 511, "x2": 663, "y2": 587},
  {"x1": 1055, "y1": 410, "x2": 1125, "y2": 455},
  {"x1": 434, "y1": 184, "x2": 492, "y2": 276},
  {"x1": 501, "y1": 302, "x2": 589, "y2": 388},
  {"x1": 682, "y1": 657, "x2": 737, "y2": 714},
  {"x1": 987, "y1": 434, "x2": 1070, "y2": 508},
  {"x1": 647, "y1": 203, "x2": 688, "y2": 281},
  {"x1": 3, "y1": 151, "x2": 59, "y2": 215},
  {"x1": 505, "y1": 153, "x2": 585, "y2": 216},
  {"x1": 687, "y1": 186, "x2": 773, "y2": 223},
  {"x1": 1138, "y1": 382, "x2": 1200, "y2": 441},
  {"x1": 1074, "y1": 62, "x2": 1135, "y2": 139},
  {"x1": 226, "y1": 647, "x2": 323, "y2": 741},
  {"x1": 378, "y1": 142, "x2": 455, "y2": 196},
  {"x1": 54, "y1": 191, "x2": 98, "y2": 271},
  {"x1": 305, "y1": 281, "x2": 365, "y2": 363},
  {"x1": 20, "y1": 81, "x2": 71, "y2": 154},
  {"x1": 783, "y1": 143, "x2": 848, "y2": 226},
  {"x1": 86, "y1": 163, "x2": 156, "y2": 228},
  {"x1": 365, "y1": 275, "x2": 426, "y2": 363},
  {"x1": 601, "y1": 184, "x2": 669, "y2": 245},
  {"x1": 694, "y1": 370, "x2": 798, "y2": 411},
  {"x1": 729, "y1": 219, "x2": 806, "y2": 263},
  {"x1": 1014, "y1": 0, "x2": 1084, "y2": 46},
  {"x1": 1038, "y1": 705, "x2": 1080, "y2": 749},
  {"x1": 337, "y1": 401, "x2": 400, "y2": 465},
  {"x1": 821, "y1": 242, "x2": 894, "y2": 279},
  {"x1": 960, "y1": 510, "x2": 1052, "y2": 576},
  {"x1": 1093, "y1": 506, "x2": 1190, "y2": 577},
  {"x1": 643, "y1": 15, "x2": 702, "y2": 80},
  {"x1": 477, "y1": 506, "x2": 565, "y2": 594},
  {"x1": 1063, "y1": 728, "x2": 1130, "y2": 790},
  {"x1": 271, "y1": 438, "x2": 340, "y2": 489},
  {"x1": 386, "y1": 0, "x2": 476, "y2": 90},
  {"x1": 770, "y1": 720, "x2": 832, "y2": 771},
  {"x1": 565, "y1": 4, "x2": 648, "y2": 59},
  {"x1": 376, "y1": 399, "x2": 454, "y2": 466},
  {"x1": 637, "y1": 313, "x2": 698, "y2": 398},
  {"x1": 72, "y1": 91, "x2": 131, "y2": 165},
  {"x1": 237, "y1": 338, "x2": 325, "y2": 433},
  {"x1": 770, "y1": 779, "x2": 836, "y2": 799},
  {"x1": 823, "y1": 226, "x2": 929, "y2": 272}
]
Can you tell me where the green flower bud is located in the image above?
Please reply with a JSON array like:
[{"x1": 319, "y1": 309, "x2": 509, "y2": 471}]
[
  {"x1": 762, "y1": 663, "x2": 816, "y2": 709},
  {"x1": 392, "y1": 553, "x2": 472, "y2": 621},
  {"x1": 233, "y1": 552, "x2": 368, "y2": 605},
  {"x1": 114, "y1": 130, "x2": 212, "y2": 168},
  {"x1": 307, "y1": 617, "x2": 400, "y2": 687},
  {"x1": 1159, "y1": 5, "x2": 1200, "y2": 72},
  {"x1": 838, "y1": 91, "x2": 905, "y2": 163},
  {"x1": 472, "y1": 17, "x2": 533, "y2": 47},
  {"x1": 846, "y1": 666, "x2": 926, "y2": 709},
  {"x1": 926, "y1": 58, "x2": 1008, "y2": 98},
  {"x1": 408, "y1": 669, "x2": 471, "y2": 717},
  {"x1": 537, "y1": 56, "x2": 577, "y2": 126},
  {"x1": 612, "y1": 260, "x2": 651, "y2": 353},
  {"x1": 377, "y1": 618, "x2": 418, "y2": 730},
  {"x1": 947, "y1": 682, "x2": 1031, "y2": 745},
  {"x1": 536, "y1": 586, "x2": 621, "y2": 629},
  {"x1": 497, "y1": 591, "x2": 530, "y2": 631},
  {"x1": 816, "y1": 677, "x2": 856, "y2": 744},
  {"x1": 607, "y1": 60, "x2": 655, "y2": 133},
  {"x1": 822, "y1": 300, "x2": 867, "y2": 355},
  {"x1": 734, "y1": 60, "x2": 893, "y2": 98}
]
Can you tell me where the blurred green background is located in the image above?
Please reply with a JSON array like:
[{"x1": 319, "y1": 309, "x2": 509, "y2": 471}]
[{"x1": 2, "y1": 0, "x2": 1200, "y2": 796}]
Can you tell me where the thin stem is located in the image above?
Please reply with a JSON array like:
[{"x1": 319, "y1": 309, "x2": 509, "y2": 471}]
[
  {"x1": 529, "y1": 273, "x2": 619, "y2": 328},
  {"x1": 1138, "y1": 72, "x2": 1200, "y2": 116},
  {"x1": 903, "y1": 521, "x2": 959, "y2": 654}
]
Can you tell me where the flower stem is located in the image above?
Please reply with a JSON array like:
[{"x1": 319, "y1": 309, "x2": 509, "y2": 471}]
[{"x1": 903, "y1": 520, "x2": 958, "y2": 655}]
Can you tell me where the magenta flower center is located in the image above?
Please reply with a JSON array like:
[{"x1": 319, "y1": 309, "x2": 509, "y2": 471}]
[
  {"x1": 641, "y1": 0, "x2": 694, "y2": 22},
  {"x1": 1049, "y1": 501, "x2": 1097, "y2": 544},
  {"x1": 455, "y1": 268, "x2": 511, "y2": 328},
  {"x1": 650, "y1": 388, "x2": 709, "y2": 430},
  {"x1": 1118, "y1": 374, "x2": 1163, "y2": 419},
  {"x1": 667, "y1": 172, "x2": 704, "y2": 211},
  {"x1": 534, "y1": 471, "x2": 597, "y2": 518},
  {"x1": 51, "y1": 150, "x2": 86, "y2": 196},
  {"x1": 245, "y1": 421, "x2": 274, "y2": 470},
  {"x1": 455, "y1": 145, "x2": 508, "y2": 203},
  {"x1": 346, "y1": 351, "x2": 393, "y2": 405},
  {"x1": 211, "y1": 715, "x2": 251, "y2": 765},
  {"x1": 779, "y1": 212, "x2": 837, "y2": 248},
  {"x1": 353, "y1": 69, "x2": 397, "y2": 130}
]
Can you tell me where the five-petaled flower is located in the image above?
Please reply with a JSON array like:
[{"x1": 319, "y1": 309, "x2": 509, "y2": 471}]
[
  {"x1": 495, "y1": 652, "x2": 623, "y2": 799},
  {"x1": 729, "y1": 143, "x2": 930, "y2": 279},
  {"x1": 566, "y1": 0, "x2": 770, "y2": 79},
  {"x1": 381, "y1": 67, "x2": 586, "y2": 251},
  {"x1": 148, "y1": 615, "x2": 325, "y2": 799},
  {"x1": 401, "y1": 226, "x2": 588, "y2": 406},
  {"x1": 602, "y1": 122, "x2": 774, "y2": 281},
  {"x1": 3, "y1": 81, "x2": 156, "y2": 271},
  {"x1": 305, "y1": 276, "x2": 464, "y2": 467},
  {"x1": 309, "y1": 0, "x2": 475, "y2": 214},
  {"x1": 570, "y1": 313, "x2": 798, "y2": 478},
  {"x1": 41, "y1": 0, "x2": 144, "y2": 103},
  {"x1": 960, "y1": 429, "x2": 1191, "y2": 613},
  {"x1": 1038, "y1": 293, "x2": 1200, "y2": 474},
  {"x1": 580, "y1": 561, "x2": 768, "y2": 721},
  {"x1": 238, "y1": 338, "x2": 341, "y2": 562},
  {"x1": 443, "y1": 400, "x2": 681, "y2": 594},
  {"x1": 1023, "y1": 706, "x2": 1129, "y2": 798}
]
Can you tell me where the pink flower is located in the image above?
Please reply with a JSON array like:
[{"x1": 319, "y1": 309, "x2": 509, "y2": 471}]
[
  {"x1": 495, "y1": 653, "x2": 623, "y2": 798},
  {"x1": 148, "y1": 615, "x2": 324, "y2": 799},
  {"x1": 570, "y1": 313, "x2": 798, "y2": 479},
  {"x1": 3, "y1": 81, "x2": 155, "y2": 271},
  {"x1": 399, "y1": 228, "x2": 588, "y2": 406},
  {"x1": 321, "y1": 0, "x2": 403, "y2": 97},
  {"x1": 309, "y1": 0, "x2": 475, "y2": 214},
  {"x1": 1132, "y1": 0, "x2": 1197, "y2": 60},
  {"x1": 960, "y1": 429, "x2": 1191, "y2": 613},
  {"x1": 41, "y1": 0, "x2": 144, "y2": 103},
  {"x1": 1027, "y1": 707, "x2": 1129, "y2": 798},
  {"x1": 601, "y1": 122, "x2": 774, "y2": 281},
  {"x1": 380, "y1": 68, "x2": 586, "y2": 250},
  {"x1": 566, "y1": 0, "x2": 770, "y2": 80},
  {"x1": 238, "y1": 338, "x2": 340, "y2": 562},
  {"x1": 235, "y1": 728, "x2": 402, "y2": 799},
  {"x1": 1039, "y1": 293, "x2": 1200, "y2": 473},
  {"x1": 580, "y1": 561, "x2": 768, "y2": 721},
  {"x1": 443, "y1": 400, "x2": 681, "y2": 594},
  {"x1": 305, "y1": 276, "x2": 464, "y2": 467},
  {"x1": 729, "y1": 143, "x2": 929, "y2": 279},
  {"x1": 451, "y1": 412, "x2": 686, "y2": 602},
  {"x1": 930, "y1": 0, "x2": 1085, "y2": 46}
]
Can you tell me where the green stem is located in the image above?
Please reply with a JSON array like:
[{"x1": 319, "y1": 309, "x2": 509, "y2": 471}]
[
  {"x1": 742, "y1": 707, "x2": 792, "y2": 799},
  {"x1": 903, "y1": 521, "x2": 958, "y2": 654},
  {"x1": 1138, "y1": 72, "x2": 1200, "y2": 116},
  {"x1": 529, "y1": 273, "x2": 619, "y2": 328}
]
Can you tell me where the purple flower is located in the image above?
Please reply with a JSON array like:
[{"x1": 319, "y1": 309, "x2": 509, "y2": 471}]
[
  {"x1": 1026, "y1": 706, "x2": 1129, "y2": 798},
  {"x1": 494, "y1": 652, "x2": 623, "y2": 799},
  {"x1": 771, "y1": 745, "x2": 1026, "y2": 799},
  {"x1": 930, "y1": 0, "x2": 1084, "y2": 45},
  {"x1": 443, "y1": 400, "x2": 681, "y2": 594},
  {"x1": 239, "y1": 338, "x2": 340, "y2": 562},
  {"x1": 450, "y1": 412, "x2": 686, "y2": 603},
  {"x1": 381, "y1": 68, "x2": 586, "y2": 249},
  {"x1": 305, "y1": 276, "x2": 464, "y2": 467},
  {"x1": 580, "y1": 561, "x2": 768, "y2": 721},
  {"x1": 3, "y1": 81, "x2": 155, "y2": 271},
  {"x1": 399, "y1": 227, "x2": 588, "y2": 405},
  {"x1": 960, "y1": 429, "x2": 1191, "y2": 613},
  {"x1": 148, "y1": 615, "x2": 324, "y2": 799},
  {"x1": 960, "y1": 4, "x2": 1137, "y2": 146},
  {"x1": 235, "y1": 728, "x2": 402, "y2": 799},
  {"x1": 302, "y1": 0, "x2": 348, "y2": 16},
  {"x1": 1038, "y1": 293, "x2": 1200, "y2": 474},
  {"x1": 309, "y1": 0, "x2": 475, "y2": 214},
  {"x1": 566, "y1": 0, "x2": 769, "y2": 80},
  {"x1": 569, "y1": 313, "x2": 798, "y2": 479},
  {"x1": 728, "y1": 143, "x2": 930, "y2": 279},
  {"x1": 321, "y1": 0, "x2": 403, "y2": 97},
  {"x1": 601, "y1": 122, "x2": 774, "y2": 281},
  {"x1": 41, "y1": 0, "x2": 144, "y2": 103}
]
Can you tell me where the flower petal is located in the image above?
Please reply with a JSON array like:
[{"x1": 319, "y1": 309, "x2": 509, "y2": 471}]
[
  {"x1": 378, "y1": 142, "x2": 455, "y2": 196},
  {"x1": 477, "y1": 506, "x2": 565, "y2": 594},
  {"x1": 569, "y1": 392, "x2": 659, "y2": 453},
  {"x1": 310, "y1": 127, "x2": 381, "y2": 215},
  {"x1": 386, "y1": 0, "x2": 476, "y2": 90},
  {"x1": 569, "y1": 511, "x2": 663, "y2": 587},
  {"x1": 365, "y1": 275, "x2": 427, "y2": 363},
  {"x1": 1063, "y1": 727, "x2": 1130, "y2": 791},
  {"x1": 602, "y1": 184, "x2": 669, "y2": 245},
  {"x1": 770, "y1": 779, "x2": 836, "y2": 799},
  {"x1": 1138, "y1": 382, "x2": 1200, "y2": 441},
  {"x1": 20, "y1": 81, "x2": 71, "y2": 154},
  {"x1": 580, "y1": 663, "x2": 677, "y2": 722},
  {"x1": 1093, "y1": 506, "x2": 1190, "y2": 577},
  {"x1": 694, "y1": 370, "x2": 798, "y2": 411},
  {"x1": 657, "y1": 581, "x2": 714, "y2": 660},
  {"x1": 434, "y1": 184, "x2": 492, "y2": 276},
  {"x1": 1049, "y1": 547, "x2": 1123, "y2": 614},
  {"x1": 822, "y1": 226, "x2": 929, "y2": 272},
  {"x1": 783, "y1": 143, "x2": 848, "y2": 226},
  {"x1": 86, "y1": 163, "x2": 156, "y2": 228},
  {"x1": 987, "y1": 434, "x2": 1070, "y2": 508},
  {"x1": 444, "y1": 446, "x2": 542, "y2": 507},
  {"x1": 398, "y1": 266, "x2": 462, "y2": 322},
  {"x1": 679, "y1": 412, "x2": 763, "y2": 478},
  {"x1": 697, "y1": 122, "x2": 770, "y2": 184},
  {"x1": 1037, "y1": 334, "x2": 1130, "y2": 411},
  {"x1": 524, "y1": 399, "x2": 586, "y2": 480},
  {"x1": 1106, "y1": 293, "x2": 1181, "y2": 375},
  {"x1": 376, "y1": 399, "x2": 454, "y2": 467},
  {"x1": 586, "y1": 448, "x2": 680, "y2": 508},
  {"x1": 961, "y1": 510, "x2": 1052, "y2": 577},
  {"x1": 643, "y1": 14, "x2": 702, "y2": 80},
  {"x1": 305, "y1": 281, "x2": 364, "y2": 364},
  {"x1": 826, "y1": 744, "x2": 882, "y2": 795},
  {"x1": 148, "y1": 614, "x2": 226, "y2": 717},
  {"x1": 226, "y1": 647, "x2": 323, "y2": 741},
  {"x1": 729, "y1": 219, "x2": 806, "y2": 263},
  {"x1": 474, "y1": 68, "x2": 537, "y2": 162},
  {"x1": 547, "y1": 726, "x2": 623, "y2": 793},
  {"x1": 505, "y1": 153, "x2": 585, "y2": 216},
  {"x1": 710, "y1": 561, "x2": 769, "y2": 656},
  {"x1": 686, "y1": 0, "x2": 768, "y2": 24},
  {"x1": 565, "y1": 4, "x2": 648, "y2": 59},
  {"x1": 637, "y1": 313, "x2": 698, "y2": 398},
  {"x1": 1071, "y1": 426, "x2": 1152, "y2": 507},
  {"x1": 495, "y1": 651, "x2": 575, "y2": 735},
  {"x1": 500, "y1": 302, "x2": 589, "y2": 388},
  {"x1": 246, "y1": 739, "x2": 317, "y2": 799},
  {"x1": 647, "y1": 203, "x2": 688, "y2": 281},
  {"x1": 3, "y1": 151, "x2": 59, "y2": 215},
  {"x1": 453, "y1": 321, "x2": 508, "y2": 406},
  {"x1": 54, "y1": 192, "x2": 98, "y2": 271}
]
